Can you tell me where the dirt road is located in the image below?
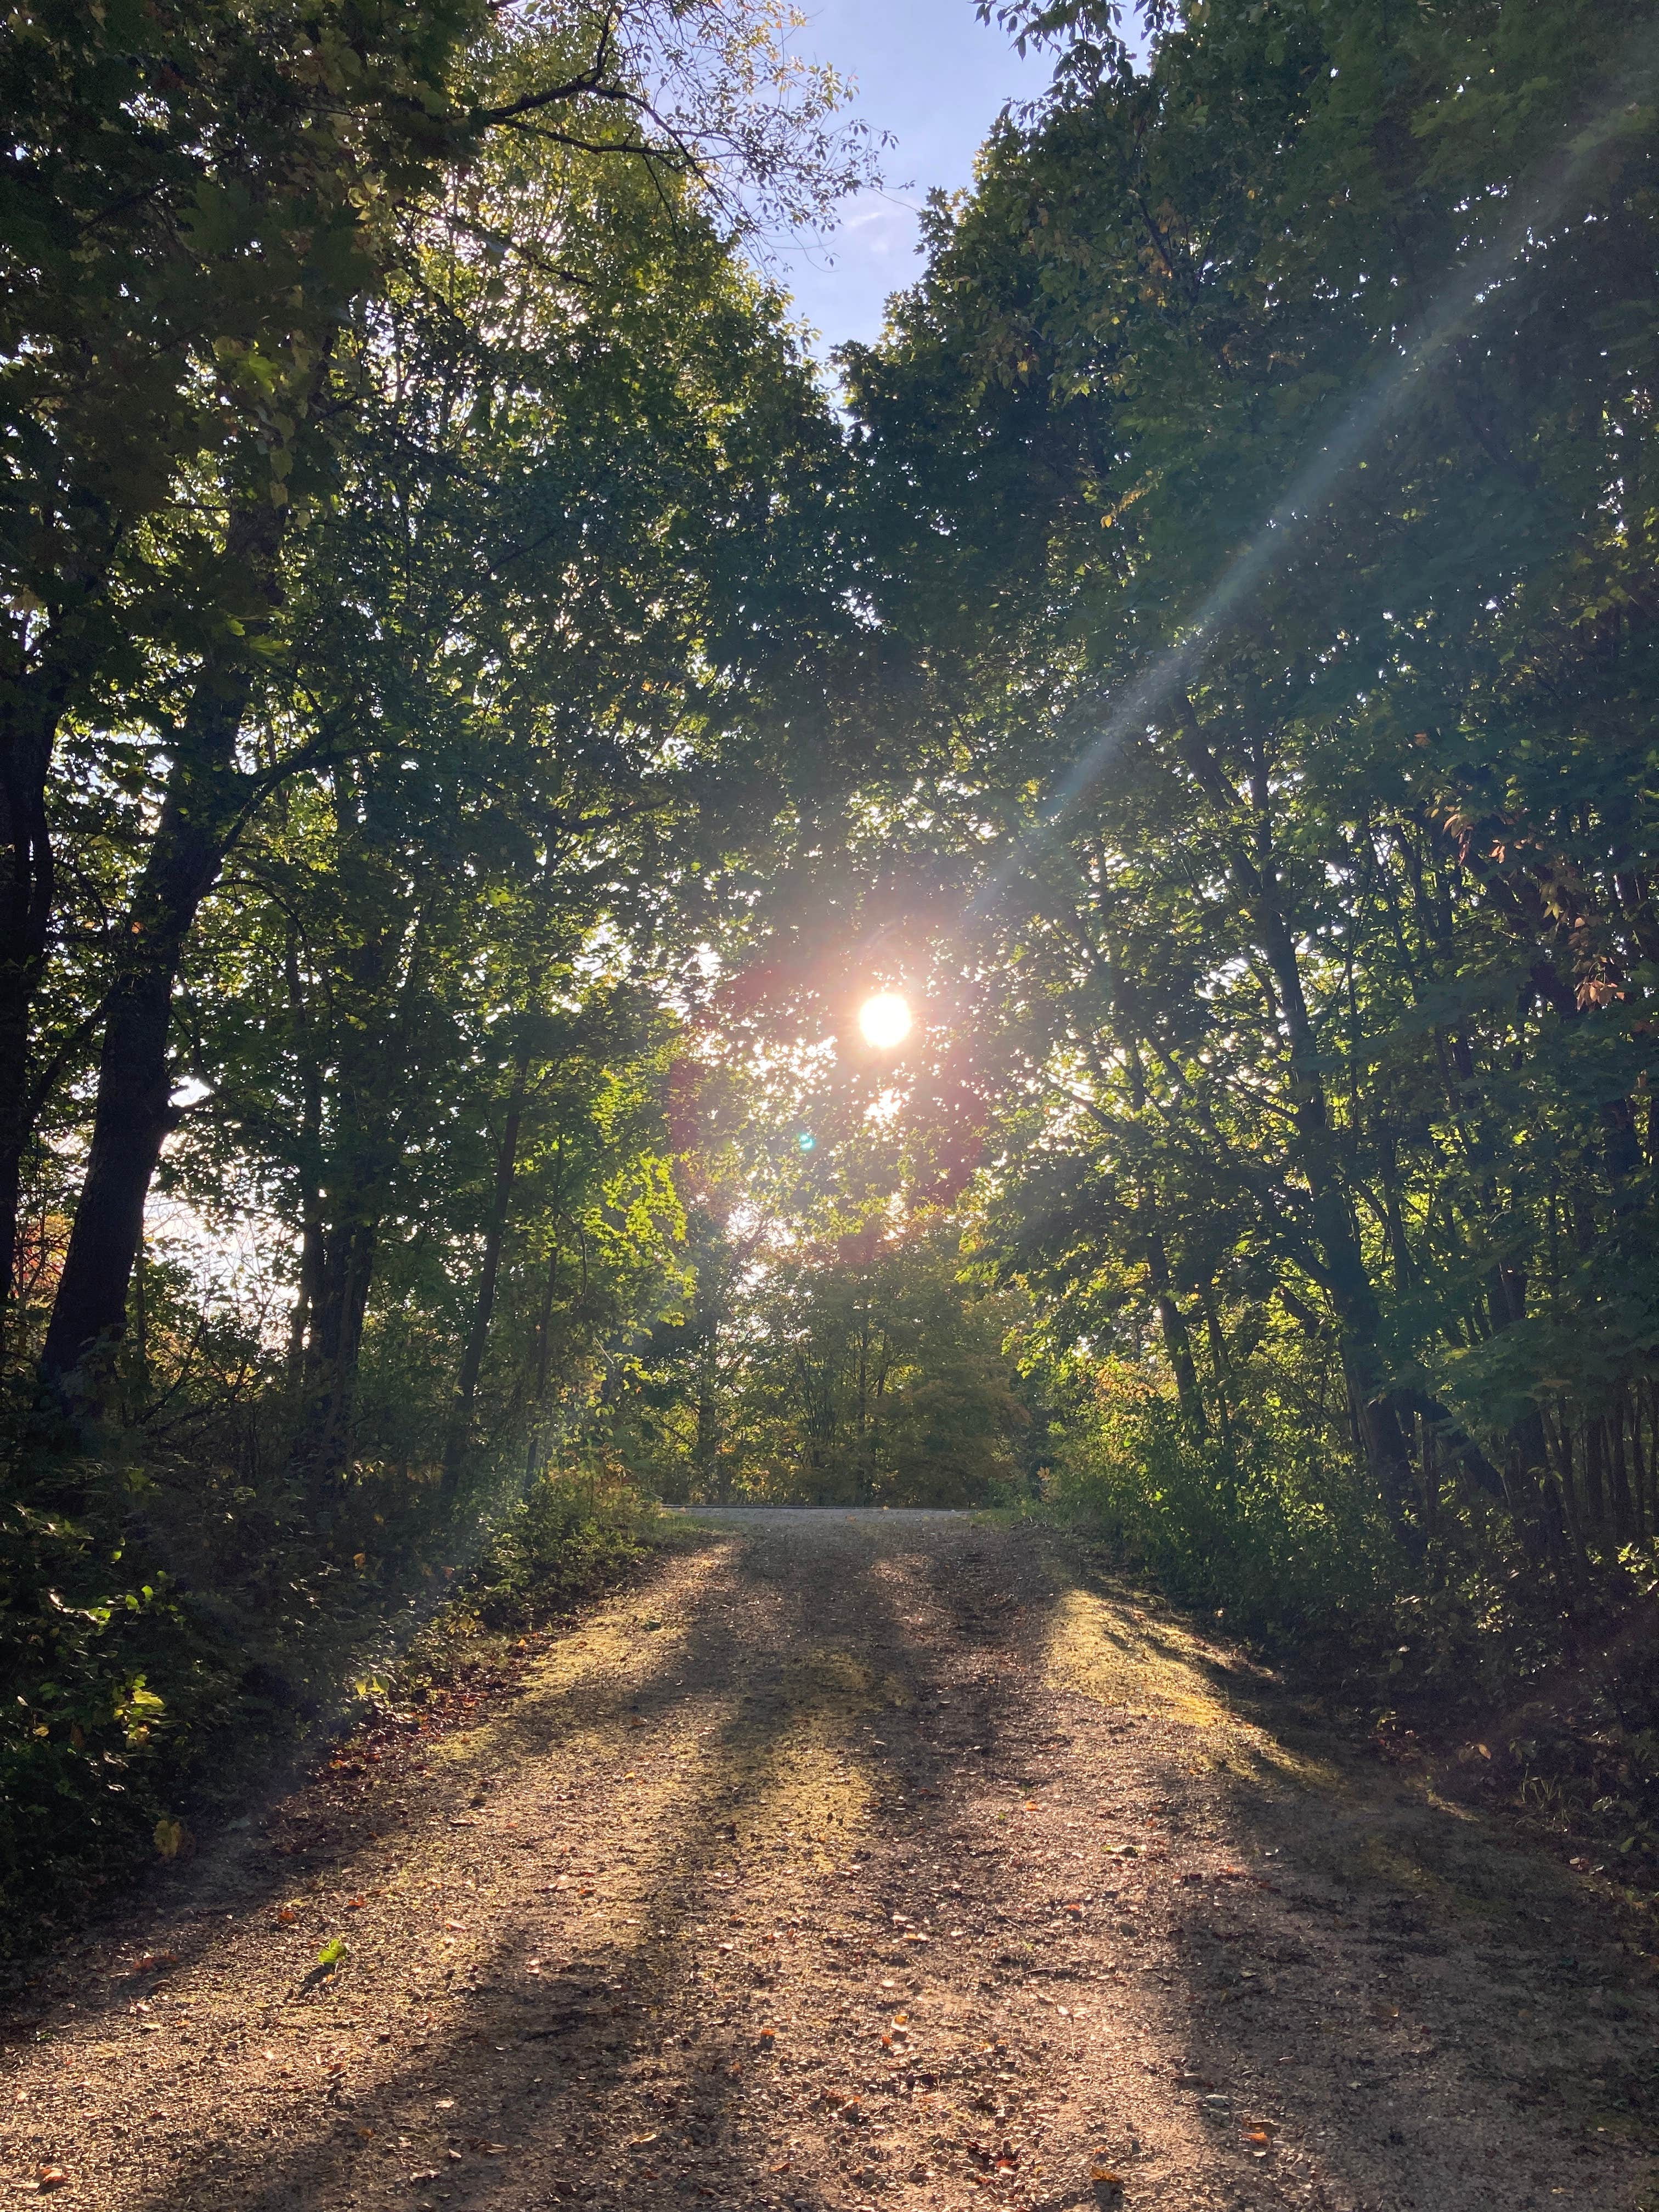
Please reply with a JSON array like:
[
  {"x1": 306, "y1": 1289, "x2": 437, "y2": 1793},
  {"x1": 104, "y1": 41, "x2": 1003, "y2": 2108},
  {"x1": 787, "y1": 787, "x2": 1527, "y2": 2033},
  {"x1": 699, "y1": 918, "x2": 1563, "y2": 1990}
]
[{"x1": 4, "y1": 1512, "x2": 1656, "y2": 2212}]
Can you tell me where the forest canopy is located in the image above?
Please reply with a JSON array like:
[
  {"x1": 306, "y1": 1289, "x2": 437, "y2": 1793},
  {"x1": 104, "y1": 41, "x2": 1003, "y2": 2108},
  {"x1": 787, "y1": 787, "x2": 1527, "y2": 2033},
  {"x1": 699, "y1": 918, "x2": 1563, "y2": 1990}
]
[{"x1": 3, "y1": 0, "x2": 1659, "y2": 1929}]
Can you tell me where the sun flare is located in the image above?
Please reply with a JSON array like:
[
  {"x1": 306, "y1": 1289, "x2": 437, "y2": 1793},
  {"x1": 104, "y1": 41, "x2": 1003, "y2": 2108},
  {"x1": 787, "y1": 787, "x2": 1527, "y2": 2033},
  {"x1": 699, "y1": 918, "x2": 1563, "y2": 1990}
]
[{"x1": 857, "y1": 991, "x2": 913, "y2": 1051}]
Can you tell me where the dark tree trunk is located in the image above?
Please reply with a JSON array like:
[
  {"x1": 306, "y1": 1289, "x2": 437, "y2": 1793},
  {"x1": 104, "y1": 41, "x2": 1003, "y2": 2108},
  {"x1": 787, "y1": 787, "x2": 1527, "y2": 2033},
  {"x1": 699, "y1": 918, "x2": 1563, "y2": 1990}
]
[
  {"x1": 1145, "y1": 1211, "x2": 1204, "y2": 1431},
  {"x1": 1585, "y1": 1417, "x2": 1607, "y2": 1531},
  {"x1": 283, "y1": 927, "x2": 325, "y2": 1386},
  {"x1": 0, "y1": 625, "x2": 87, "y2": 1350},
  {"x1": 1173, "y1": 705, "x2": 1417, "y2": 1542},
  {"x1": 292, "y1": 880, "x2": 435, "y2": 1493},
  {"x1": 1106, "y1": 992, "x2": 1204, "y2": 1434},
  {"x1": 286, "y1": 1208, "x2": 325, "y2": 1389},
  {"x1": 1545, "y1": 1411, "x2": 1589, "y2": 1577},
  {"x1": 41, "y1": 504, "x2": 285, "y2": 1403},
  {"x1": 1610, "y1": 1395, "x2": 1634, "y2": 1539},
  {"x1": 443, "y1": 1058, "x2": 528, "y2": 1489},
  {"x1": 1254, "y1": 861, "x2": 1418, "y2": 1541},
  {"x1": 523, "y1": 1240, "x2": 562, "y2": 1484},
  {"x1": 533, "y1": 1241, "x2": 560, "y2": 1404},
  {"x1": 1198, "y1": 1282, "x2": 1235, "y2": 1451},
  {"x1": 299, "y1": 1209, "x2": 380, "y2": 1503}
]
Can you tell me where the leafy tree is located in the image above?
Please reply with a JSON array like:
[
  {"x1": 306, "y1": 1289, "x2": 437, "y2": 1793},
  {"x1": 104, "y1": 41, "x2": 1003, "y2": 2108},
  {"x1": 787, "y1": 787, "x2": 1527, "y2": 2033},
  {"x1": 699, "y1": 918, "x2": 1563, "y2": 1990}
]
[
  {"x1": 14, "y1": 0, "x2": 867, "y2": 1401},
  {"x1": 842, "y1": 0, "x2": 1659, "y2": 1572}
]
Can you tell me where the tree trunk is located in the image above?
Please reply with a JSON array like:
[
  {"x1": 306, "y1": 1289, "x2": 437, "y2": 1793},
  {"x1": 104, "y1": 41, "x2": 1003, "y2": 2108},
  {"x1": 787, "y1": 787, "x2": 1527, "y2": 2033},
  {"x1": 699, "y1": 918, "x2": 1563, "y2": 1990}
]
[
  {"x1": 1145, "y1": 1205, "x2": 1205, "y2": 1431},
  {"x1": 1610, "y1": 1395, "x2": 1634, "y2": 1539},
  {"x1": 1175, "y1": 706, "x2": 1415, "y2": 1539},
  {"x1": 1584, "y1": 1416, "x2": 1607, "y2": 1532},
  {"x1": 1253, "y1": 864, "x2": 1417, "y2": 1540},
  {"x1": 442, "y1": 1058, "x2": 528, "y2": 1490},
  {"x1": 283, "y1": 926, "x2": 325, "y2": 1387},
  {"x1": 299, "y1": 1208, "x2": 379, "y2": 1503},
  {"x1": 1107, "y1": 990, "x2": 1205, "y2": 1433},
  {"x1": 523, "y1": 1241, "x2": 561, "y2": 1484},
  {"x1": 0, "y1": 623, "x2": 88, "y2": 1352},
  {"x1": 41, "y1": 503, "x2": 285, "y2": 1403}
]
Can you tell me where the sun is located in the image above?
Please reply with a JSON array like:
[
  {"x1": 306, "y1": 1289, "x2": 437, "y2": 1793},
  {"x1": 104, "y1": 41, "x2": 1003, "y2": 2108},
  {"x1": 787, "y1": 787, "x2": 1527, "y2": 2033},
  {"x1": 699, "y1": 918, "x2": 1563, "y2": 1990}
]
[{"x1": 858, "y1": 991, "x2": 913, "y2": 1051}]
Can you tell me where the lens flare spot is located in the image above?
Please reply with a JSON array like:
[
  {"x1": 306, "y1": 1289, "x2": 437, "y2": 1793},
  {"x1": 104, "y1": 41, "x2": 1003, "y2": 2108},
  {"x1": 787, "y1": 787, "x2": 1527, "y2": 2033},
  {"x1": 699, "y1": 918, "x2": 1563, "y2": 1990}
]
[{"x1": 858, "y1": 992, "x2": 913, "y2": 1050}]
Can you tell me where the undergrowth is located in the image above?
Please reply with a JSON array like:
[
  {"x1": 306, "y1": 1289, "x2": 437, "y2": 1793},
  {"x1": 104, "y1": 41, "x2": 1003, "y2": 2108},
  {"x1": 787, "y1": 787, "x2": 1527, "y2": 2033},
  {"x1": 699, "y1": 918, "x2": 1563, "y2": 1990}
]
[
  {"x1": 0, "y1": 1397, "x2": 668, "y2": 1961},
  {"x1": 1040, "y1": 1379, "x2": 1659, "y2": 1890}
]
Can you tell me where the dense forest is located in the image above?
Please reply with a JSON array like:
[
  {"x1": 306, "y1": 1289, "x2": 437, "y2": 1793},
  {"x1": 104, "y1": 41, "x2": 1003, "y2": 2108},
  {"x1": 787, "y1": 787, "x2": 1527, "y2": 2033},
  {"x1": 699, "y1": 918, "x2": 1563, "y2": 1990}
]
[{"x1": 4, "y1": 0, "x2": 1658, "y2": 1936}]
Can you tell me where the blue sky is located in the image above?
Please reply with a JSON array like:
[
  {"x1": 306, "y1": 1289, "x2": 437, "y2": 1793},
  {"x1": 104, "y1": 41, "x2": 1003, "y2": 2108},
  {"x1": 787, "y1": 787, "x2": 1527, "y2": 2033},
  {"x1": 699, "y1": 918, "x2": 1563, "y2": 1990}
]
[{"x1": 769, "y1": 0, "x2": 1053, "y2": 360}]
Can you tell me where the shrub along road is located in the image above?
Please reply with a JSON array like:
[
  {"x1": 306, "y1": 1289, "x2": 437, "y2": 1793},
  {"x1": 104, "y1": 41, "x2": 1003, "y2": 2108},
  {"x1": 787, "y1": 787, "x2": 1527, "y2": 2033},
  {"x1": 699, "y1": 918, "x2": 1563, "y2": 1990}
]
[{"x1": 3, "y1": 1513, "x2": 1655, "y2": 2211}]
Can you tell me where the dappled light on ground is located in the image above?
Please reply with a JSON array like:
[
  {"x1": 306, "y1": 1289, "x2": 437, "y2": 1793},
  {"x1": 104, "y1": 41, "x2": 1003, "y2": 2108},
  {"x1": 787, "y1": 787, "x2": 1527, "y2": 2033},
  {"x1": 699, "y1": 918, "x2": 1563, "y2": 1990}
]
[{"x1": 2, "y1": 1517, "x2": 1654, "y2": 2212}]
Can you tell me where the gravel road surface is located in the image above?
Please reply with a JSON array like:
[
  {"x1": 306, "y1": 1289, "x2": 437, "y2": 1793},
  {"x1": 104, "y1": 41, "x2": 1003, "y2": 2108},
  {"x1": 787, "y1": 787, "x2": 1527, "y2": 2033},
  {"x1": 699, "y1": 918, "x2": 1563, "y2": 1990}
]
[{"x1": 4, "y1": 1511, "x2": 1655, "y2": 2212}]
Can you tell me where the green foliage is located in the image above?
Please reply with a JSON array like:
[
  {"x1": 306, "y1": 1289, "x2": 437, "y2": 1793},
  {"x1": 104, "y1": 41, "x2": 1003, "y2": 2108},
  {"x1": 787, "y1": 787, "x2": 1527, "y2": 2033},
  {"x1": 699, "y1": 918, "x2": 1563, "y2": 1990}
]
[
  {"x1": 469, "y1": 1470, "x2": 661, "y2": 1624},
  {"x1": 0, "y1": 1400, "x2": 249, "y2": 1948},
  {"x1": 730, "y1": 1229, "x2": 1030, "y2": 1508},
  {"x1": 841, "y1": 0, "x2": 1659, "y2": 1593},
  {"x1": 1044, "y1": 1363, "x2": 1392, "y2": 1634},
  {"x1": 0, "y1": 0, "x2": 862, "y2": 1961},
  {"x1": 614, "y1": 1054, "x2": 1034, "y2": 1507},
  {"x1": 0, "y1": 1391, "x2": 672, "y2": 1951},
  {"x1": 0, "y1": 1491, "x2": 176, "y2": 1925}
]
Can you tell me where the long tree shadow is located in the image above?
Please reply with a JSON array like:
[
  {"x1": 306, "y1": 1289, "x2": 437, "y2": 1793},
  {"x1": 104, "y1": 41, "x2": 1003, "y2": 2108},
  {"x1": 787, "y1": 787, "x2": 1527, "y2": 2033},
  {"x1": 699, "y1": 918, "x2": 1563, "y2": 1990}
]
[
  {"x1": 27, "y1": 1514, "x2": 1652, "y2": 2212},
  {"x1": 87, "y1": 1518, "x2": 985, "y2": 2212},
  {"x1": 1007, "y1": 1528, "x2": 1659, "y2": 2211}
]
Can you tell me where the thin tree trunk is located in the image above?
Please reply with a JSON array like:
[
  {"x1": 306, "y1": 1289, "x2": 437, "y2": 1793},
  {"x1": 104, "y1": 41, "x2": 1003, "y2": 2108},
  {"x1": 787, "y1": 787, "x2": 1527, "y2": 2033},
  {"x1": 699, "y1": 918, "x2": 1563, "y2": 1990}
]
[
  {"x1": 1254, "y1": 863, "x2": 1416, "y2": 1538},
  {"x1": 1418, "y1": 1416, "x2": 1440, "y2": 1555},
  {"x1": 286, "y1": 1211, "x2": 325, "y2": 1389},
  {"x1": 442, "y1": 1056, "x2": 528, "y2": 1490},
  {"x1": 283, "y1": 926, "x2": 325, "y2": 1387},
  {"x1": 524, "y1": 1240, "x2": 561, "y2": 1485},
  {"x1": 1108, "y1": 992, "x2": 1204, "y2": 1434},
  {"x1": 1176, "y1": 704, "x2": 1415, "y2": 1539},
  {"x1": 300, "y1": 1209, "x2": 379, "y2": 1503},
  {"x1": 0, "y1": 625, "x2": 87, "y2": 1356},
  {"x1": 1610, "y1": 1395, "x2": 1634, "y2": 1541},
  {"x1": 1584, "y1": 1416, "x2": 1607, "y2": 1532},
  {"x1": 1146, "y1": 1209, "x2": 1205, "y2": 1430},
  {"x1": 1198, "y1": 1282, "x2": 1235, "y2": 1452},
  {"x1": 1543, "y1": 1408, "x2": 1589, "y2": 1578}
]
